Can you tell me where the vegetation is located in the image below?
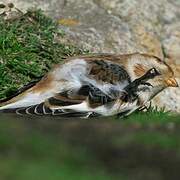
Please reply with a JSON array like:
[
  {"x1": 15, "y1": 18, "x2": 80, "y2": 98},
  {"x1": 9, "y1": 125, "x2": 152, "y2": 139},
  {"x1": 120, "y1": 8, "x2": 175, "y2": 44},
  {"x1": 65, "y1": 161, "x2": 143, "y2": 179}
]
[
  {"x1": 0, "y1": 9, "x2": 86, "y2": 99},
  {"x1": 0, "y1": 8, "x2": 180, "y2": 180}
]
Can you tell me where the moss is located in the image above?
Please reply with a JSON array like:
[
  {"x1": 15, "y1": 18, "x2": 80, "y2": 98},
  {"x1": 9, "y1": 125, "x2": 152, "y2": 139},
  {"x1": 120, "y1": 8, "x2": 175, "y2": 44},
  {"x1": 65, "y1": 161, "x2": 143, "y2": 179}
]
[{"x1": 0, "y1": 9, "x2": 87, "y2": 99}]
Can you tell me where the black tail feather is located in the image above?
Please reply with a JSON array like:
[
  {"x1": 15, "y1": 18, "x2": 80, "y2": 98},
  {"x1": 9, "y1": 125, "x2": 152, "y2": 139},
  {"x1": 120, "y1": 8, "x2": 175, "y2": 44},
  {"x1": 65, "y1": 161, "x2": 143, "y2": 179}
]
[{"x1": 0, "y1": 103, "x2": 100, "y2": 118}]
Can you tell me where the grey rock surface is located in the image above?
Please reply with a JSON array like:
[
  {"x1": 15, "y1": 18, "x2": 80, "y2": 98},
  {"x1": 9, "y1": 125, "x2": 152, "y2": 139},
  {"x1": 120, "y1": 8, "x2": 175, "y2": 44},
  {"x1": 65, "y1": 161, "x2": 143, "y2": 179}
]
[
  {"x1": 1, "y1": 0, "x2": 180, "y2": 112},
  {"x1": 2, "y1": 0, "x2": 179, "y2": 57}
]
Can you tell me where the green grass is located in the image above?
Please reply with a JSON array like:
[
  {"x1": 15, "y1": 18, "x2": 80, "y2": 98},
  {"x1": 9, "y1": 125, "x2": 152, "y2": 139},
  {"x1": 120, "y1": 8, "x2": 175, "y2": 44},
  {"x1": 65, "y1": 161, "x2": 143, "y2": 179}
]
[
  {"x1": 124, "y1": 109, "x2": 177, "y2": 124},
  {"x1": 0, "y1": 9, "x2": 87, "y2": 99}
]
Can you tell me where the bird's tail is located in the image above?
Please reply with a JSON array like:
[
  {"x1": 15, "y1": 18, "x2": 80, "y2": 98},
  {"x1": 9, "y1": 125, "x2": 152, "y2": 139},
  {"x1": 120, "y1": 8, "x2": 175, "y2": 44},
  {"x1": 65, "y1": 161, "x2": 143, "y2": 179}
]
[{"x1": 0, "y1": 79, "x2": 42, "y2": 112}]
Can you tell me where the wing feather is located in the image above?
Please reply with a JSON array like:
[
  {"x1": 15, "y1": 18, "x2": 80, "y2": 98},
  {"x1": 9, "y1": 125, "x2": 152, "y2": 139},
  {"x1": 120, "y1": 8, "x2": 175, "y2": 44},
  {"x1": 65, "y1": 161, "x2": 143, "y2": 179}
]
[
  {"x1": 0, "y1": 58, "x2": 132, "y2": 117},
  {"x1": 88, "y1": 60, "x2": 131, "y2": 85}
]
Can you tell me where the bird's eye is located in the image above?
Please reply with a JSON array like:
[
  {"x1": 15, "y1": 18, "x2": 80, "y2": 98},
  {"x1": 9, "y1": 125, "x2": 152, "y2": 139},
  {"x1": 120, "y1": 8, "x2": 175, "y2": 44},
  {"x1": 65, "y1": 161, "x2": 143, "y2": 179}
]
[{"x1": 150, "y1": 68, "x2": 161, "y2": 76}]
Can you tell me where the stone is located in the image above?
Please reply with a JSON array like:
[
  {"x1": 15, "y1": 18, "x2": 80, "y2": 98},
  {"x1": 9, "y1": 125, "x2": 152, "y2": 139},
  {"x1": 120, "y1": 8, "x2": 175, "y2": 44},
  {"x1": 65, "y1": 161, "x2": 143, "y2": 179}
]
[
  {"x1": 162, "y1": 23, "x2": 180, "y2": 64},
  {"x1": 132, "y1": 26, "x2": 164, "y2": 59}
]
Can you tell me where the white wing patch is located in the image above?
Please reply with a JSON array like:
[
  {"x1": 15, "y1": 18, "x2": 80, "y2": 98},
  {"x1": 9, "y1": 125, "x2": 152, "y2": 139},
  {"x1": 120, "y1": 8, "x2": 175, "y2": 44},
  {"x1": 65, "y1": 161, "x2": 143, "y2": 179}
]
[{"x1": 52, "y1": 59, "x2": 129, "y2": 97}]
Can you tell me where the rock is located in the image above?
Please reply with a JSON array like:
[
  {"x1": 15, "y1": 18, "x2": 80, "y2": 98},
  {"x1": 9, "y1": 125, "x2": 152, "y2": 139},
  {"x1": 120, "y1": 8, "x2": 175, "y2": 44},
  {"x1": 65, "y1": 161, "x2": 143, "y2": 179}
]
[
  {"x1": 0, "y1": 2, "x2": 22, "y2": 20},
  {"x1": 2, "y1": 0, "x2": 179, "y2": 57},
  {"x1": 151, "y1": 86, "x2": 180, "y2": 113},
  {"x1": 132, "y1": 26, "x2": 164, "y2": 59},
  {"x1": 162, "y1": 23, "x2": 180, "y2": 64}
]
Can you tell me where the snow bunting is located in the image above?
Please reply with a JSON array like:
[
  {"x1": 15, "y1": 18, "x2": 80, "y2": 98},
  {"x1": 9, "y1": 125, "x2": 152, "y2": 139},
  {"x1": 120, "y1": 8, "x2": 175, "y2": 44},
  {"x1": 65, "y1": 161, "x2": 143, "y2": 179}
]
[{"x1": 0, "y1": 53, "x2": 178, "y2": 118}]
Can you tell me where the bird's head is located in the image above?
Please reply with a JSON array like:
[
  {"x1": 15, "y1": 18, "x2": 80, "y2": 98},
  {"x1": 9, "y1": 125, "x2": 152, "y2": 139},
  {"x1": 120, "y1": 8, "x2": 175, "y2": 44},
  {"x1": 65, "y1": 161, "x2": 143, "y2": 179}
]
[{"x1": 128, "y1": 53, "x2": 178, "y2": 98}]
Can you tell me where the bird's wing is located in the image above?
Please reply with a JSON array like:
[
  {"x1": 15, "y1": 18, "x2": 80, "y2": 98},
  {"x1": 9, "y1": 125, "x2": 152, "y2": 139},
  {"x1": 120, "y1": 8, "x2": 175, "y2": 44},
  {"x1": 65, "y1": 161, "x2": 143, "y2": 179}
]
[
  {"x1": 44, "y1": 59, "x2": 131, "y2": 106},
  {"x1": 2, "y1": 84, "x2": 116, "y2": 117},
  {"x1": 87, "y1": 59, "x2": 131, "y2": 86},
  {"x1": 0, "y1": 57, "x2": 132, "y2": 117}
]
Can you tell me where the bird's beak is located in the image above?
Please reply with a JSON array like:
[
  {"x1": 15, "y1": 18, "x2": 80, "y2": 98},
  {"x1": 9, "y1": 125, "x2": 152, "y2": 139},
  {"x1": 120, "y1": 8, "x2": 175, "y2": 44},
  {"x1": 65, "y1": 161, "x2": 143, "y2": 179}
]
[{"x1": 165, "y1": 77, "x2": 179, "y2": 87}]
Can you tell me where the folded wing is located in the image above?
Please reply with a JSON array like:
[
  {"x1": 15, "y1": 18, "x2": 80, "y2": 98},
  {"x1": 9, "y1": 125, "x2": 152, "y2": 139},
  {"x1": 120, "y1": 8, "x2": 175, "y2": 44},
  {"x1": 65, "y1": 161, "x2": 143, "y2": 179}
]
[{"x1": 0, "y1": 57, "x2": 132, "y2": 117}]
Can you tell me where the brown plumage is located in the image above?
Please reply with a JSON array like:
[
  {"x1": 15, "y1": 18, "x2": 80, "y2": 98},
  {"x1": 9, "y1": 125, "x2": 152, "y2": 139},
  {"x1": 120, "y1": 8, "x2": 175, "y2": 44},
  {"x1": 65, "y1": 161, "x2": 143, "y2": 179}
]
[{"x1": 0, "y1": 53, "x2": 178, "y2": 118}]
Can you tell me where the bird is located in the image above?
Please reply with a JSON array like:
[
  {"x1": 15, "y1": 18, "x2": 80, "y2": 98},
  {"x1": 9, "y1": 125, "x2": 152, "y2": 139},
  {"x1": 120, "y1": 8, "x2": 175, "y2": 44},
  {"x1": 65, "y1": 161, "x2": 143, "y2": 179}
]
[{"x1": 0, "y1": 52, "x2": 178, "y2": 118}]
